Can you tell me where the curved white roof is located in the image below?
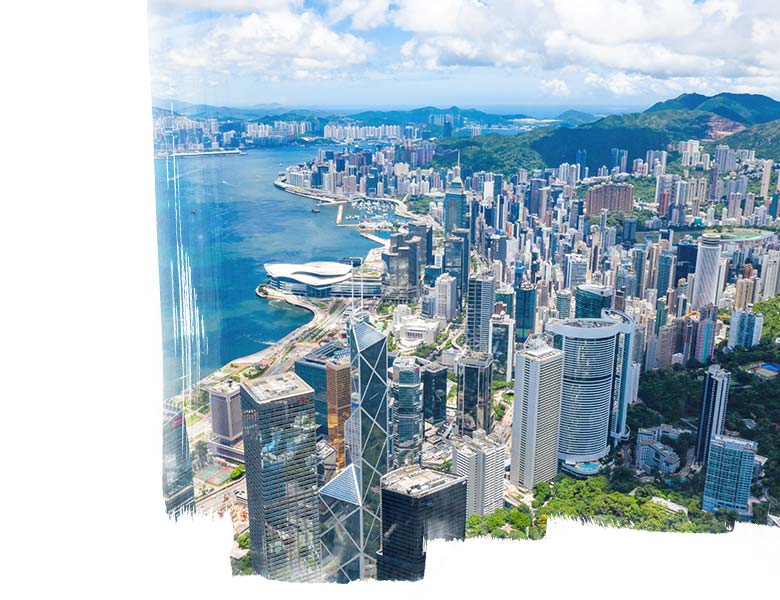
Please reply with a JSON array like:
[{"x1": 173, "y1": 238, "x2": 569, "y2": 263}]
[{"x1": 264, "y1": 261, "x2": 352, "y2": 286}]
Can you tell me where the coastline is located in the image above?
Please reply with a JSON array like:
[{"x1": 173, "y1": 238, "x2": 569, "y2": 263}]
[{"x1": 174, "y1": 165, "x2": 430, "y2": 405}]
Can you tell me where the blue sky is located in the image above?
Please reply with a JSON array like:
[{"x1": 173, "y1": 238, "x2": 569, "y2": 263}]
[{"x1": 148, "y1": 1, "x2": 780, "y2": 111}]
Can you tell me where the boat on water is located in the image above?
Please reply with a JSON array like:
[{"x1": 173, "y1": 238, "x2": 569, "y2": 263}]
[{"x1": 312, "y1": 205, "x2": 321, "y2": 213}]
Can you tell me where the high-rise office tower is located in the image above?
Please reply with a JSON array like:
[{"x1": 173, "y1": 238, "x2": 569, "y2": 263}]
[
  {"x1": 695, "y1": 364, "x2": 730, "y2": 465},
  {"x1": 515, "y1": 279, "x2": 537, "y2": 342},
  {"x1": 495, "y1": 283, "x2": 515, "y2": 317},
  {"x1": 727, "y1": 306, "x2": 764, "y2": 350},
  {"x1": 555, "y1": 288, "x2": 572, "y2": 318},
  {"x1": 326, "y1": 359, "x2": 352, "y2": 469},
  {"x1": 466, "y1": 273, "x2": 495, "y2": 352},
  {"x1": 691, "y1": 233, "x2": 722, "y2": 308},
  {"x1": 319, "y1": 463, "x2": 363, "y2": 583},
  {"x1": 452, "y1": 429, "x2": 505, "y2": 516},
  {"x1": 345, "y1": 319, "x2": 390, "y2": 578},
  {"x1": 702, "y1": 435, "x2": 757, "y2": 518},
  {"x1": 547, "y1": 315, "x2": 636, "y2": 463},
  {"x1": 422, "y1": 363, "x2": 447, "y2": 424},
  {"x1": 456, "y1": 351, "x2": 494, "y2": 436},
  {"x1": 376, "y1": 466, "x2": 467, "y2": 582},
  {"x1": 563, "y1": 253, "x2": 588, "y2": 290},
  {"x1": 295, "y1": 342, "x2": 349, "y2": 437},
  {"x1": 162, "y1": 400, "x2": 195, "y2": 518},
  {"x1": 391, "y1": 356, "x2": 424, "y2": 468},
  {"x1": 489, "y1": 314, "x2": 515, "y2": 380},
  {"x1": 205, "y1": 379, "x2": 243, "y2": 446},
  {"x1": 443, "y1": 235, "x2": 467, "y2": 308},
  {"x1": 240, "y1": 372, "x2": 320, "y2": 582},
  {"x1": 511, "y1": 336, "x2": 564, "y2": 491},
  {"x1": 434, "y1": 272, "x2": 458, "y2": 321},
  {"x1": 575, "y1": 283, "x2": 613, "y2": 318},
  {"x1": 444, "y1": 171, "x2": 468, "y2": 233}
]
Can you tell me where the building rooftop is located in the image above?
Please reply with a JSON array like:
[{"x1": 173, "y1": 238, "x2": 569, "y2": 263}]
[
  {"x1": 241, "y1": 372, "x2": 313, "y2": 405},
  {"x1": 381, "y1": 465, "x2": 465, "y2": 497},
  {"x1": 203, "y1": 378, "x2": 241, "y2": 396},
  {"x1": 264, "y1": 261, "x2": 353, "y2": 286}
]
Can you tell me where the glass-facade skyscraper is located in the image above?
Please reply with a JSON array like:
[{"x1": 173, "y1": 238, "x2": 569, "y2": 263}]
[
  {"x1": 240, "y1": 372, "x2": 320, "y2": 582},
  {"x1": 422, "y1": 363, "x2": 447, "y2": 423},
  {"x1": 456, "y1": 351, "x2": 493, "y2": 436},
  {"x1": 345, "y1": 319, "x2": 390, "y2": 578},
  {"x1": 574, "y1": 283, "x2": 613, "y2": 318},
  {"x1": 391, "y1": 356, "x2": 423, "y2": 468},
  {"x1": 466, "y1": 273, "x2": 495, "y2": 352},
  {"x1": 696, "y1": 364, "x2": 730, "y2": 465},
  {"x1": 319, "y1": 463, "x2": 362, "y2": 583},
  {"x1": 515, "y1": 280, "x2": 537, "y2": 342},
  {"x1": 376, "y1": 466, "x2": 467, "y2": 581}
]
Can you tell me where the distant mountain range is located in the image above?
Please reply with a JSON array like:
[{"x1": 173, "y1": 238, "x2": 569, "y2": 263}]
[
  {"x1": 432, "y1": 93, "x2": 780, "y2": 172},
  {"x1": 152, "y1": 92, "x2": 780, "y2": 168}
]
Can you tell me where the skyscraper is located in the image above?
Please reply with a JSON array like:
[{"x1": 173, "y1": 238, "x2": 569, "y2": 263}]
[
  {"x1": 456, "y1": 351, "x2": 494, "y2": 436},
  {"x1": 511, "y1": 336, "x2": 564, "y2": 491},
  {"x1": 489, "y1": 314, "x2": 515, "y2": 380},
  {"x1": 702, "y1": 435, "x2": 757, "y2": 519},
  {"x1": 295, "y1": 342, "x2": 349, "y2": 437},
  {"x1": 695, "y1": 364, "x2": 730, "y2": 465},
  {"x1": 391, "y1": 356, "x2": 424, "y2": 468},
  {"x1": 345, "y1": 319, "x2": 390, "y2": 578},
  {"x1": 555, "y1": 288, "x2": 572, "y2": 319},
  {"x1": 326, "y1": 359, "x2": 352, "y2": 469},
  {"x1": 691, "y1": 233, "x2": 722, "y2": 309},
  {"x1": 452, "y1": 429, "x2": 505, "y2": 517},
  {"x1": 443, "y1": 235, "x2": 467, "y2": 308},
  {"x1": 444, "y1": 171, "x2": 468, "y2": 233},
  {"x1": 240, "y1": 372, "x2": 320, "y2": 582},
  {"x1": 376, "y1": 466, "x2": 467, "y2": 582},
  {"x1": 319, "y1": 464, "x2": 362, "y2": 583},
  {"x1": 422, "y1": 363, "x2": 448, "y2": 424},
  {"x1": 162, "y1": 400, "x2": 195, "y2": 518},
  {"x1": 547, "y1": 317, "x2": 635, "y2": 464},
  {"x1": 466, "y1": 273, "x2": 495, "y2": 352},
  {"x1": 515, "y1": 279, "x2": 537, "y2": 342},
  {"x1": 434, "y1": 272, "x2": 458, "y2": 321},
  {"x1": 575, "y1": 283, "x2": 613, "y2": 318}
]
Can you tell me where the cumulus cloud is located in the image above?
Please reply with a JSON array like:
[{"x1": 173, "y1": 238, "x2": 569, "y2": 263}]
[
  {"x1": 150, "y1": 6, "x2": 374, "y2": 92},
  {"x1": 540, "y1": 79, "x2": 571, "y2": 97},
  {"x1": 149, "y1": 0, "x2": 780, "y2": 100}
]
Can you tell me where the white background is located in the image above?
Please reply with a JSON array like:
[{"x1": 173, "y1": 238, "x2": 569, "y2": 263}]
[{"x1": 2, "y1": 2, "x2": 777, "y2": 598}]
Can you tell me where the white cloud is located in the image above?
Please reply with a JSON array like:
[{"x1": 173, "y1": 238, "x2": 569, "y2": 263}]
[
  {"x1": 150, "y1": 7, "x2": 374, "y2": 92},
  {"x1": 540, "y1": 79, "x2": 571, "y2": 97},
  {"x1": 149, "y1": 0, "x2": 780, "y2": 101},
  {"x1": 325, "y1": 0, "x2": 392, "y2": 29}
]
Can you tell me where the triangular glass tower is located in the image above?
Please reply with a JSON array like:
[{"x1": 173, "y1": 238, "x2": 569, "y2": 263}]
[
  {"x1": 345, "y1": 319, "x2": 389, "y2": 579},
  {"x1": 319, "y1": 464, "x2": 363, "y2": 583}
]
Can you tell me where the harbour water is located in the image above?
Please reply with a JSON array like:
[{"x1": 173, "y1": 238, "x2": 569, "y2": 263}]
[{"x1": 155, "y1": 146, "x2": 377, "y2": 398}]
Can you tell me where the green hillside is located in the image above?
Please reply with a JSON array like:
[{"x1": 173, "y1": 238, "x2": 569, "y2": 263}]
[
  {"x1": 431, "y1": 131, "x2": 547, "y2": 173},
  {"x1": 531, "y1": 109, "x2": 713, "y2": 169},
  {"x1": 647, "y1": 92, "x2": 780, "y2": 125},
  {"x1": 720, "y1": 119, "x2": 780, "y2": 161}
]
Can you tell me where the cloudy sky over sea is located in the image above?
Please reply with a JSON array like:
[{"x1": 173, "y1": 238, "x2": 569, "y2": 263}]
[{"x1": 149, "y1": 0, "x2": 780, "y2": 109}]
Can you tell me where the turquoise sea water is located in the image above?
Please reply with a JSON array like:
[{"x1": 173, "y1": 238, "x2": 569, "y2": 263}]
[{"x1": 155, "y1": 146, "x2": 377, "y2": 398}]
